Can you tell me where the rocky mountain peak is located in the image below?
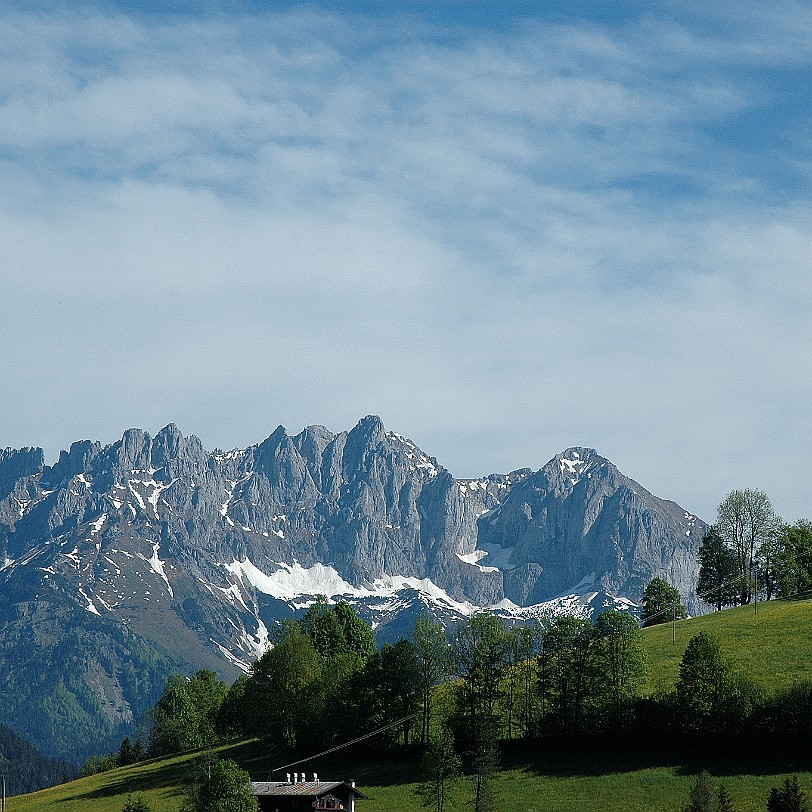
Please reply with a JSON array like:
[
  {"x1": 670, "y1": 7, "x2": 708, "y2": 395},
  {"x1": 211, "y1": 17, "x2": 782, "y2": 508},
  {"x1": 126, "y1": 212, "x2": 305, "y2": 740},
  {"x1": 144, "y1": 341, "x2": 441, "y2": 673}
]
[
  {"x1": 0, "y1": 417, "x2": 706, "y2": 763},
  {"x1": 0, "y1": 446, "x2": 45, "y2": 502}
]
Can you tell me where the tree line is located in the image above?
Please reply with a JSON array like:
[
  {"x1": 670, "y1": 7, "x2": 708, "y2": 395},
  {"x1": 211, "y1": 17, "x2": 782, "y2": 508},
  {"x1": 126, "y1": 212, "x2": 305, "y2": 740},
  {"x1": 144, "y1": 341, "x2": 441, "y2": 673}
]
[
  {"x1": 697, "y1": 489, "x2": 812, "y2": 610},
  {"x1": 134, "y1": 594, "x2": 812, "y2": 812}
]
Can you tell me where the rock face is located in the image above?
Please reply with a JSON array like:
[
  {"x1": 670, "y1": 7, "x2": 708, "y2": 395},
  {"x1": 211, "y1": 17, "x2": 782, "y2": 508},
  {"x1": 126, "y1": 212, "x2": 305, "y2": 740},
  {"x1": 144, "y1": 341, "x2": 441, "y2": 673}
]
[
  {"x1": 478, "y1": 448, "x2": 702, "y2": 606},
  {"x1": 0, "y1": 417, "x2": 705, "y2": 761}
]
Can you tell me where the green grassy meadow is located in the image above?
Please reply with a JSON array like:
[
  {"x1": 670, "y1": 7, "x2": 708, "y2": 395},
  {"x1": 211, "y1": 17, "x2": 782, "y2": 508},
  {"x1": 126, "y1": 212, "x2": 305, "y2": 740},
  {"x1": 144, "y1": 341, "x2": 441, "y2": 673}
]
[
  {"x1": 10, "y1": 595, "x2": 812, "y2": 812},
  {"x1": 641, "y1": 592, "x2": 812, "y2": 692}
]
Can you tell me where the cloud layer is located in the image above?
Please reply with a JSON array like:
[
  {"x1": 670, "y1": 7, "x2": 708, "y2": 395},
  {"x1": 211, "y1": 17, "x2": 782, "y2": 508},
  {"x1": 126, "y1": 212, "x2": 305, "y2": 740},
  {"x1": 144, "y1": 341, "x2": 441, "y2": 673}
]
[{"x1": 1, "y1": 3, "x2": 810, "y2": 521}]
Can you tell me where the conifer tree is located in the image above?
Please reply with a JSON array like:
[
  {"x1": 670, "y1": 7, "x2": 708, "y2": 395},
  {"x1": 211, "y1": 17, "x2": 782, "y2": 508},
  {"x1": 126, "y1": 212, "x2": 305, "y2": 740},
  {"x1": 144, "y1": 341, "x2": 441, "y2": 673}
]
[
  {"x1": 717, "y1": 784, "x2": 737, "y2": 812},
  {"x1": 683, "y1": 771, "x2": 717, "y2": 812},
  {"x1": 122, "y1": 795, "x2": 150, "y2": 812},
  {"x1": 697, "y1": 526, "x2": 738, "y2": 610},
  {"x1": 767, "y1": 776, "x2": 809, "y2": 812}
]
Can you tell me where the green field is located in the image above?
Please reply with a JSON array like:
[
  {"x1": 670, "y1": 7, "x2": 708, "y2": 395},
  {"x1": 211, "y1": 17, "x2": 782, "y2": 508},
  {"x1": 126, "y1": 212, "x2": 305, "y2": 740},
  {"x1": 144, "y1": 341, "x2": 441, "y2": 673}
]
[
  {"x1": 10, "y1": 739, "x2": 812, "y2": 812},
  {"x1": 11, "y1": 595, "x2": 812, "y2": 812},
  {"x1": 641, "y1": 592, "x2": 812, "y2": 692}
]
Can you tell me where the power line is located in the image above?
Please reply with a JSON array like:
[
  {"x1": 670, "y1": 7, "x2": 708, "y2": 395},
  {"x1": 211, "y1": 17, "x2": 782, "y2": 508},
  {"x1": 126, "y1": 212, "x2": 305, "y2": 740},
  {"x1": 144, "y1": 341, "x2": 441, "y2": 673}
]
[
  {"x1": 641, "y1": 547, "x2": 812, "y2": 628},
  {"x1": 269, "y1": 712, "x2": 420, "y2": 777}
]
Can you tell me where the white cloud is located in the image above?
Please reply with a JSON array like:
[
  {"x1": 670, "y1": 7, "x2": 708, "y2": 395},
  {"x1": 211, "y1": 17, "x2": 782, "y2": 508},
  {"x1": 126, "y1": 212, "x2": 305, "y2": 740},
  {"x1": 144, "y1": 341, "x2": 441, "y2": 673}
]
[{"x1": 0, "y1": 3, "x2": 810, "y2": 522}]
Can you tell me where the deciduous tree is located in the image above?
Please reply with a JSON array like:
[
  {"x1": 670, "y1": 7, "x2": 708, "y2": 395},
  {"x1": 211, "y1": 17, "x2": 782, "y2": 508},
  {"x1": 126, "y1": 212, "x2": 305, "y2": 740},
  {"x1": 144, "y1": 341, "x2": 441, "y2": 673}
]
[
  {"x1": 641, "y1": 577, "x2": 686, "y2": 627},
  {"x1": 593, "y1": 610, "x2": 647, "y2": 730},
  {"x1": 186, "y1": 670, "x2": 228, "y2": 744},
  {"x1": 540, "y1": 615, "x2": 597, "y2": 735},
  {"x1": 148, "y1": 674, "x2": 201, "y2": 756},
  {"x1": 247, "y1": 622, "x2": 323, "y2": 747},
  {"x1": 452, "y1": 614, "x2": 508, "y2": 734},
  {"x1": 774, "y1": 521, "x2": 812, "y2": 598},
  {"x1": 182, "y1": 755, "x2": 258, "y2": 812},
  {"x1": 716, "y1": 489, "x2": 778, "y2": 604},
  {"x1": 412, "y1": 613, "x2": 452, "y2": 746},
  {"x1": 414, "y1": 726, "x2": 461, "y2": 812}
]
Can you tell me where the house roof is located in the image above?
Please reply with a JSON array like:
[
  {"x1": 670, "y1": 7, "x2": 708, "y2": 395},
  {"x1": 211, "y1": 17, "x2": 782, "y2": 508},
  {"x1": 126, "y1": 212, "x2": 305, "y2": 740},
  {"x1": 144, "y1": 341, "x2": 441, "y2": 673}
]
[{"x1": 251, "y1": 780, "x2": 369, "y2": 800}]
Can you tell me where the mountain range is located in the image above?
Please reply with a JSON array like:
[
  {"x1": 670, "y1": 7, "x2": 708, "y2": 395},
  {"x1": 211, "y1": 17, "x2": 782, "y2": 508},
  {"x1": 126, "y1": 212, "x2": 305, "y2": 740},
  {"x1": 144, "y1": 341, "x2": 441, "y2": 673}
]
[{"x1": 0, "y1": 416, "x2": 705, "y2": 761}]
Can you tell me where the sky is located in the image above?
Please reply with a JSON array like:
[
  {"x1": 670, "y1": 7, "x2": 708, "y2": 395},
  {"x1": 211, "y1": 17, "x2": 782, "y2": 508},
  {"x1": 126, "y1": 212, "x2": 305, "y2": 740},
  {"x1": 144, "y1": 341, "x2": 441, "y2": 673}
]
[{"x1": 1, "y1": 1, "x2": 810, "y2": 523}]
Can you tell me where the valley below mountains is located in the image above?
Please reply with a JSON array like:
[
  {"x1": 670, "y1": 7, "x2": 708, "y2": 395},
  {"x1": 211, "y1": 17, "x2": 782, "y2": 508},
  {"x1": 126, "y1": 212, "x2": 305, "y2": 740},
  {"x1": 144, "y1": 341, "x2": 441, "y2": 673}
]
[{"x1": 0, "y1": 416, "x2": 705, "y2": 761}]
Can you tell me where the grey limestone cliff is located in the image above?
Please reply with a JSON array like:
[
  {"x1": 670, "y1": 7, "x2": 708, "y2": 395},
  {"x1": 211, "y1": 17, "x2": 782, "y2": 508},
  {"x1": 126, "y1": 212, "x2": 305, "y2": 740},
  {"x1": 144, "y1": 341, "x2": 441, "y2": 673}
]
[{"x1": 0, "y1": 417, "x2": 704, "y2": 761}]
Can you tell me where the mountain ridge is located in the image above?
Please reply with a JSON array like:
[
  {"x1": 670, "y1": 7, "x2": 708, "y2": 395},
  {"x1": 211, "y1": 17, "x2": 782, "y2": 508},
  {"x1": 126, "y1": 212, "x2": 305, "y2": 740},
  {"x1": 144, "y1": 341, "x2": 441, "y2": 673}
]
[{"x1": 0, "y1": 416, "x2": 705, "y2": 760}]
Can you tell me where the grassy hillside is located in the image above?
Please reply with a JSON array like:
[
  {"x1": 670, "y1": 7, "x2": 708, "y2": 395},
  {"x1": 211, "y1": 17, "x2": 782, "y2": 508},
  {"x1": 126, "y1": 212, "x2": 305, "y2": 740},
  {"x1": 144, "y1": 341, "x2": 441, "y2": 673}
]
[
  {"x1": 11, "y1": 737, "x2": 812, "y2": 812},
  {"x1": 13, "y1": 595, "x2": 812, "y2": 812},
  {"x1": 642, "y1": 592, "x2": 812, "y2": 692}
]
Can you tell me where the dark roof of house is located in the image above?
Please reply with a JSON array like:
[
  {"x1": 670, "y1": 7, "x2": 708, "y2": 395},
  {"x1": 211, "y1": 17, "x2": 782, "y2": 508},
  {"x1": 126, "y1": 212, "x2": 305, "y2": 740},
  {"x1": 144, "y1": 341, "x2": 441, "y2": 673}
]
[{"x1": 251, "y1": 780, "x2": 369, "y2": 800}]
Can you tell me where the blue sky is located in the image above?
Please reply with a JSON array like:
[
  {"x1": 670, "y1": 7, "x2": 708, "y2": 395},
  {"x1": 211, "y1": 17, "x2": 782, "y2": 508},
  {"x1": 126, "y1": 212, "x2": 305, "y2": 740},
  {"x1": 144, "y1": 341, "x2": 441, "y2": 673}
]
[{"x1": 1, "y1": 1, "x2": 810, "y2": 522}]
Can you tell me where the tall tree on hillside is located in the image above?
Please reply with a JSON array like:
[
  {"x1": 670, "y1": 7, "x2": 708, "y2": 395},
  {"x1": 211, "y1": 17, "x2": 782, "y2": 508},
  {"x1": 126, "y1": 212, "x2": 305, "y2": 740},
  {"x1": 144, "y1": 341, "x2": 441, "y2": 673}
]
[
  {"x1": 333, "y1": 600, "x2": 377, "y2": 661},
  {"x1": 540, "y1": 615, "x2": 597, "y2": 735},
  {"x1": 468, "y1": 716, "x2": 500, "y2": 812},
  {"x1": 412, "y1": 614, "x2": 452, "y2": 746},
  {"x1": 300, "y1": 597, "x2": 376, "y2": 662},
  {"x1": 773, "y1": 521, "x2": 812, "y2": 598},
  {"x1": 452, "y1": 614, "x2": 509, "y2": 736},
  {"x1": 377, "y1": 639, "x2": 422, "y2": 745},
  {"x1": 501, "y1": 625, "x2": 539, "y2": 739},
  {"x1": 641, "y1": 577, "x2": 686, "y2": 627},
  {"x1": 247, "y1": 622, "x2": 323, "y2": 747},
  {"x1": 675, "y1": 632, "x2": 737, "y2": 734},
  {"x1": 758, "y1": 525, "x2": 784, "y2": 601},
  {"x1": 148, "y1": 674, "x2": 200, "y2": 756},
  {"x1": 414, "y1": 726, "x2": 461, "y2": 812},
  {"x1": 517, "y1": 623, "x2": 540, "y2": 737},
  {"x1": 593, "y1": 610, "x2": 647, "y2": 730},
  {"x1": 716, "y1": 489, "x2": 778, "y2": 604},
  {"x1": 697, "y1": 526, "x2": 739, "y2": 611},
  {"x1": 185, "y1": 670, "x2": 228, "y2": 745}
]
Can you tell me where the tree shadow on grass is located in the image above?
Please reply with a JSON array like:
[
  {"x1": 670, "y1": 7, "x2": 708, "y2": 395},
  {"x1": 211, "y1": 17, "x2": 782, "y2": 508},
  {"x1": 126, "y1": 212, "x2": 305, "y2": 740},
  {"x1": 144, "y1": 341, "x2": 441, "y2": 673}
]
[
  {"x1": 506, "y1": 736, "x2": 812, "y2": 780},
  {"x1": 60, "y1": 741, "x2": 282, "y2": 803},
  {"x1": 58, "y1": 757, "x2": 191, "y2": 802}
]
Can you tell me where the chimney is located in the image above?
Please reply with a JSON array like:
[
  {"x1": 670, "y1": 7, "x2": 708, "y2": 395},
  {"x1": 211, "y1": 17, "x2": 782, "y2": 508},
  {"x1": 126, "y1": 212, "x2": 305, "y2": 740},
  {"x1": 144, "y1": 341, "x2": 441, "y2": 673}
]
[
  {"x1": 286, "y1": 774, "x2": 291, "y2": 784},
  {"x1": 294, "y1": 773, "x2": 298, "y2": 784},
  {"x1": 314, "y1": 773, "x2": 318, "y2": 783}
]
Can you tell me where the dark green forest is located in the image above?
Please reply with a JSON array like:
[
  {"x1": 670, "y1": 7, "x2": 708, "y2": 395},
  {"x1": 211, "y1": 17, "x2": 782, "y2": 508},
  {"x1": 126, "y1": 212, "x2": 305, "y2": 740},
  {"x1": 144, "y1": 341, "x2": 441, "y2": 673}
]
[{"x1": 0, "y1": 724, "x2": 75, "y2": 795}]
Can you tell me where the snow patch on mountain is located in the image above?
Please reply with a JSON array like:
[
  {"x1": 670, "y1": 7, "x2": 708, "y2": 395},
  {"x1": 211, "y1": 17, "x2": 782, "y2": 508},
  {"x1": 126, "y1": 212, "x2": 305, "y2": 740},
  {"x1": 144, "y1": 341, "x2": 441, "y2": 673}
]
[
  {"x1": 456, "y1": 550, "x2": 499, "y2": 573},
  {"x1": 145, "y1": 542, "x2": 173, "y2": 597},
  {"x1": 225, "y1": 559, "x2": 363, "y2": 601}
]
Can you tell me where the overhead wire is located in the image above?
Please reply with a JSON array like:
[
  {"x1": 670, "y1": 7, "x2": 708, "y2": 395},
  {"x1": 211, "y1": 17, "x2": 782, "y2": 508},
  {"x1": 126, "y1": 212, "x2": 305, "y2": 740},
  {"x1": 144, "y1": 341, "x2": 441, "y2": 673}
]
[{"x1": 268, "y1": 711, "x2": 420, "y2": 778}]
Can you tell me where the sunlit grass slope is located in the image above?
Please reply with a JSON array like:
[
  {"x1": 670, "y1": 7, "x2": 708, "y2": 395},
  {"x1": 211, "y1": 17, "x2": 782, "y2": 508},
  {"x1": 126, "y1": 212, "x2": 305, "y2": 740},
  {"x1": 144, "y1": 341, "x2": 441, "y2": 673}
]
[{"x1": 641, "y1": 592, "x2": 812, "y2": 692}]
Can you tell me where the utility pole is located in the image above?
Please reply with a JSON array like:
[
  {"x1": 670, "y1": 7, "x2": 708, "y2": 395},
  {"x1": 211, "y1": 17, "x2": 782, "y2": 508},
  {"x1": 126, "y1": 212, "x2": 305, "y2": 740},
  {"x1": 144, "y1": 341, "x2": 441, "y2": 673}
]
[
  {"x1": 2, "y1": 772, "x2": 6, "y2": 812},
  {"x1": 672, "y1": 604, "x2": 676, "y2": 646}
]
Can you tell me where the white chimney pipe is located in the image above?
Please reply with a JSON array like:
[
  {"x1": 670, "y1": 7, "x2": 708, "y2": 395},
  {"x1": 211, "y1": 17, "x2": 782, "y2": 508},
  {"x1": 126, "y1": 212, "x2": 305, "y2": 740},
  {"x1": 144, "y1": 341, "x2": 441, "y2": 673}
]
[{"x1": 294, "y1": 773, "x2": 298, "y2": 784}]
